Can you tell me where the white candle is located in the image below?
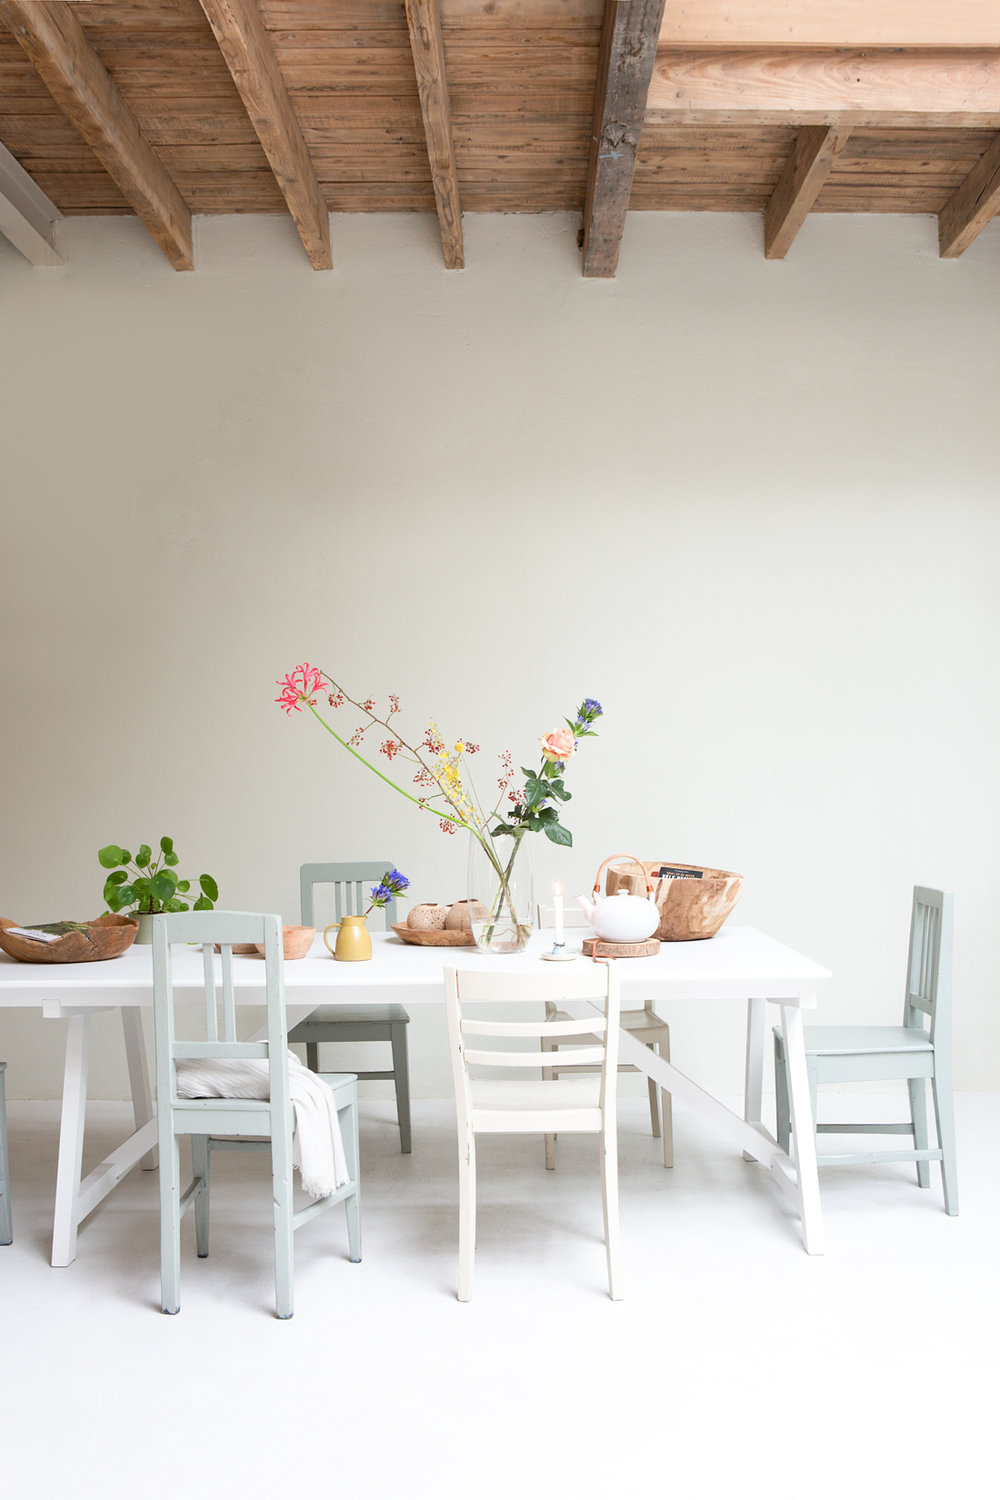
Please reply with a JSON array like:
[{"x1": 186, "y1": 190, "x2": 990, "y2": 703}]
[{"x1": 553, "y1": 882, "x2": 564, "y2": 946}]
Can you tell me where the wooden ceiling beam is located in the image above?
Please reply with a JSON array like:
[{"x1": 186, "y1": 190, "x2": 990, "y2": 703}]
[
  {"x1": 0, "y1": 140, "x2": 64, "y2": 266},
  {"x1": 405, "y1": 0, "x2": 463, "y2": 269},
  {"x1": 0, "y1": 0, "x2": 193, "y2": 270},
  {"x1": 659, "y1": 2, "x2": 1000, "y2": 49},
  {"x1": 646, "y1": 48, "x2": 1000, "y2": 128},
  {"x1": 196, "y1": 0, "x2": 330, "y2": 270},
  {"x1": 582, "y1": 0, "x2": 667, "y2": 279},
  {"x1": 938, "y1": 132, "x2": 1000, "y2": 256},
  {"x1": 764, "y1": 124, "x2": 853, "y2": 259}
]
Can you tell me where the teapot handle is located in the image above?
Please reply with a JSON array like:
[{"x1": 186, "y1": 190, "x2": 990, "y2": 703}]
[{"x1": 591, "y1": 854, "x2": 654, "y2": 898}]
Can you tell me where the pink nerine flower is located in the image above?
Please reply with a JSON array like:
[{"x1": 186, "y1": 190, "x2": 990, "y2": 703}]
[
  {"x1": 540, "y1": 727, "x2": 576, "y2": 763},
  {"x1": 275, "y1": 662, "x2": 324, "y2": 714}
]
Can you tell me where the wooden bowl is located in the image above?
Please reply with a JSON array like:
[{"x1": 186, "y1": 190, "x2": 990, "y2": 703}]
[
  {"x1": 0, "y1": 913, "x2": 139, "y2": 964},
  {"x1": 391, "y1": 924, "x2": 475, "y2": 947},
  {"x1": 254, "y1": 925, "x2": 315, "y2": 961},
  {"x1": 604, "y1": 861, "x2": 744, "y2": 942}
]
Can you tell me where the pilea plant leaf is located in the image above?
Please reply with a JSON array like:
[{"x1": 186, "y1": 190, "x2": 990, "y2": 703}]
[{"x1": 98, "y1": 839, "x2": 218, "y2": 915}]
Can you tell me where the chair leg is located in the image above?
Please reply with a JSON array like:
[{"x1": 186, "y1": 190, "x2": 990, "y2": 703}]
[
  {"x1": 646, "y1": 1054, "x2": 661, "y2": 1138},
  {"x1": 390, "y1": 1021, "x2": 412, "y2": 1155},
  {"x1": 542, "y1": 1033, "x2": 557, "y2": 1169},
  {"x1": 806, "y1": 1056, "x2": 819, "y2": 1129},
  {"x1": 0, "y1": 1067, "x2": 12, "y2": 1246},
  {"x1": 160, "y1": 1133, "x2": 182, "y2": 1315},
  {"x1": 773, "y1": 1031, "x2": 791, "y2": 1153},
  {"x1": 660, "y1": 1030, "x2": 674, "y2": 1169},
  {"x1": 907, "y1": 1077, "x2": 931, "y2": 1189},
  {"x1": 191, "y1": 1135, "x2": 211, "y2": 1257},
  {"x1": 457, "y1": 1127, "x2": 476, "y2": 1303},
  {"x1": 339, "y1": 1093, "x2": 362, "y2": 1263},
  {"x1": 931, "y1": 1071, "x2": 959, "y2": 1217},
  {"x1": 600, "y1": 1123, "x2": 623, "y2": 1302},
  {"x1": 271, "y1": 1123, "x2": 296, "y2": 1319}
]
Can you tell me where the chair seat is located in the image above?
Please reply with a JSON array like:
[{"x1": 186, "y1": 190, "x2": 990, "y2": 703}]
[
  {"x1": 778, "y1": 1025, "x2": 934, "y2": 1057},
  {"x1": 290, "y1": 1004, "x2": 409, "y2": 1028}
]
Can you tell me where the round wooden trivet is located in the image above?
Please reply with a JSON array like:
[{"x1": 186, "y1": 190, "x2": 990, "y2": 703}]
[{"x1": 582, "y1": 937, "x2": 660, "y2": 960}]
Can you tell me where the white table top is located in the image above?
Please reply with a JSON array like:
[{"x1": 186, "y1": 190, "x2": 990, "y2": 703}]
[{"x1": 0, "y1": 925, "x2": 830, "y2": 1009}]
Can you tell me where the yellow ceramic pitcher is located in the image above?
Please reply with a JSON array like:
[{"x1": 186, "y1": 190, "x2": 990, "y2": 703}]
[{"x1": 324, "y1": 914, "x2": 372, "y2": 962}]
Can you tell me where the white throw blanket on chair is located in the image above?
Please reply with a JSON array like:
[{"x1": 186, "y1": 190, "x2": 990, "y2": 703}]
[{"x1": 175, "y1": 1049, "x2": 349, "y2": 1199}]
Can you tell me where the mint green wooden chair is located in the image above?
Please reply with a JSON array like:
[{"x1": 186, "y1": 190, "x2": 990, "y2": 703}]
[
  {"x1": 288, "y1": 862, "x2": 412, "y2": 1153},
  {"x1": 774, "y1": 887, "x2": 957, "y2": 1215},
  {"x1": 0, "y1": 1061, "x2": 12, "y2": 1244},
  {"x1": 153, "y1": 910, "x2": 361, "y2": 1318}
]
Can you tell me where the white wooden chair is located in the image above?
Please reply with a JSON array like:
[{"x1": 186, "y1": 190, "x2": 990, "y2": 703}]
[
  {"x1": 538, "y1": 903, "x2": 673, "y2": 1168},
  {"x1": 153, "y1": 910, "x2": 362, "y2": 1318},
  {"x1": 288, "y1": 861, "x2": 411, "y2": 1152},
  {"x1": 773, "y1": 886, "x2": 957, "y2": 1215},
  {"x1": 444, "y1": 961, "x2": 622, "y2": 1302},
  {"x1": 0, "y1": 1061, "x2": 11, "y2": 1245}
]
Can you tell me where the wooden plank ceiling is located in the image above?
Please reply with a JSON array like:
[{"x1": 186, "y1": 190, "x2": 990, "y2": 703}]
[{"x1": 0, "y1": 1, "x2": 998, "y2": 273}]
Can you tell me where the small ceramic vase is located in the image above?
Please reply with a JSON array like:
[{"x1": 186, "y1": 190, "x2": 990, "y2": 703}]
[
  {"x1": 407, "y1": 902, "x2": 449, "y2": 931},
  {"x1": 324, "y1": 914, "x2": 372, "y2": 962}
]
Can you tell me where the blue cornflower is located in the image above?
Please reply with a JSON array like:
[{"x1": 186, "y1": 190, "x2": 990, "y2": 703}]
[
  {"x1": 368, "y1": 868, "x2": 410, "y2": 910},
  {"x1": 579, "y1": 698, "x2": 603, "y2": 720}
]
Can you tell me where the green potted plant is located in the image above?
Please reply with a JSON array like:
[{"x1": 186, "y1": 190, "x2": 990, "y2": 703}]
[{"x1": 99, "y1": 837, "x2": 219, "y2": 944}]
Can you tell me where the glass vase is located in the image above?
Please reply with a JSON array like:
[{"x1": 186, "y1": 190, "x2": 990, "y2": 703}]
[{"x1": 467, "y1": 832, "x2": 535, "y2": 954}]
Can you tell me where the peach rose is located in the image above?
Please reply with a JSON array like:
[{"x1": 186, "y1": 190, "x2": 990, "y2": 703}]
[{"x1": 540, "y1": 727, "x2": 576, "y2": 763}]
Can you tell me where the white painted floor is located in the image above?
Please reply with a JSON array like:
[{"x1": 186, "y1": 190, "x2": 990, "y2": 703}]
[{"x1": 2, "y1": 1091, "x2": 997, "y2": 1500}]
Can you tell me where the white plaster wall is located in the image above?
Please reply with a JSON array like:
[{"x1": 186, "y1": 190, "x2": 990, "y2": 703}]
[{"x1": 1, "y1": 209, "x2": 998, "y2": 1100}]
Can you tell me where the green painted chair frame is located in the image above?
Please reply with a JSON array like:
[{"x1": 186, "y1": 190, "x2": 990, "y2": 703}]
[
  {"x1": 0, "y1": 1061, "x2": 12, "y2": 1244},
  {"x1": 288, "y1": 862, "x2": 412, "y2": 1153},
  {"x1": 153, "y1": 909, "x2": 362, "y2": 1319},
  {"x1": 774, "y1": 886, "x2": 957, "y2": 1215}
]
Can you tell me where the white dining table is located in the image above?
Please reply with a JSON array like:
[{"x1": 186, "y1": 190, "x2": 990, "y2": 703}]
[{"x1": 0, "y1": 924, "x2": 830, "y2": 1265}]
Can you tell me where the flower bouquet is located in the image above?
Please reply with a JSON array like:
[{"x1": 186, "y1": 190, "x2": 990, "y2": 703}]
[{"x1": 276, "y1": 665, "x2": 602, "y2": 953}]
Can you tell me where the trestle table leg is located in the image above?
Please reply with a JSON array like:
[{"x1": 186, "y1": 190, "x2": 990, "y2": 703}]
[
  {"x1": 779, "y1": 1001, "x2": 825, "y2": 1256},
  {"x1": 51, "y1": 1013, "x2": 90, "y2": 1267}
]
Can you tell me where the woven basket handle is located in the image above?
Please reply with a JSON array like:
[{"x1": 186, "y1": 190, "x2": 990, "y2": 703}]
[{"x1": 591, "y1": 854, "x2": 654, "y2": 899}]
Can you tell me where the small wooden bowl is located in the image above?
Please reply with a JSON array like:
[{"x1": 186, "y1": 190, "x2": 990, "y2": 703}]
[
  {"x1": 254, "y1": 925, "x2": 315, "y2": 961},
  {"x1": 0, "y1": 913, "x2": 139, "y2": 964},
  {"x1": 391, "y1": 924, "x2": 475, "y2": 947}
]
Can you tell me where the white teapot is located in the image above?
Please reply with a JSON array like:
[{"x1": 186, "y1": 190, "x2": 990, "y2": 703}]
[{"x1": 577, "y1": 856, "x2": 661, "y2": 944}]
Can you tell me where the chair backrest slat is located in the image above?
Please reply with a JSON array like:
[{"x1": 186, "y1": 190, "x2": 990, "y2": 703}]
[
  {"x1": 904, "y1": 887, "x2": 953, "y2": 1040},
  {"x1": 220, "y1": 945, "x2": 237, "y2": 1039},
  {"x1": 201, "y1": 942, "x2": 218, "y2": 1040},
  {"x1": 537, "y1": 903, "x2": 590, "y2": 929},
  {"x1": 300, "y1": 861, "x2": 400, "y2": 931},
  {"x1": 461, "y1": 1016, "x2": 607, "y2": 1040},
  {"x1": 464, "y1": 1046, "x2": 606, "y2": 1069}
]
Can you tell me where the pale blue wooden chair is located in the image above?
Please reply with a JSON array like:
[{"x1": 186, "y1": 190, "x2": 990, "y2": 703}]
[
  {"x1": 153, "y1": 910, "x2": 361, "y2": 1318},
  {"x1": 774, "y1": 886, "x2": 957, "y2": 1215},
  {"x1": 288, "y1": 862, "x2": 412, "y2": 1153},
  {"x1": 0, "y1": 1061, "x2": 12, "y2": 1244}
]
